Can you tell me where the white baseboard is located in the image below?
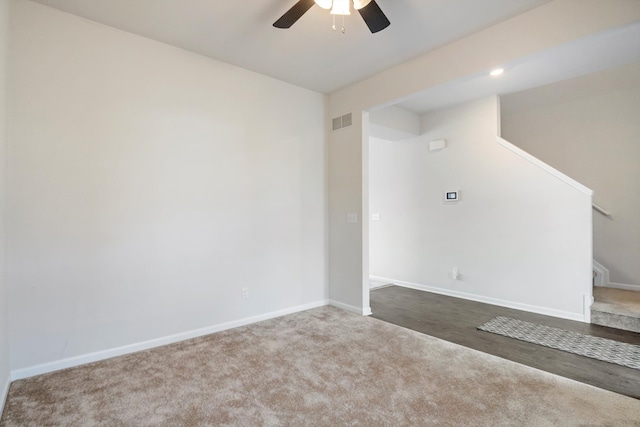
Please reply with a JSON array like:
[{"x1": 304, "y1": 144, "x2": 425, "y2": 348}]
[
  {"x1": 583, "y1": 294, "x2": 593, "y2": 324},
  {"x1": 592, "y1": 259, "x2": 609, "y2": 287},
  {"x1": 1, "y1": 375, "x2": 9, "y2": 418},
  {"x1": 11, "y1": 299, "x2": 330, "y2": 381},
  {"x1": 592, "y1": 260, "x2": 639, "y2": 291},
  {"x1": 601, "y1": 282, "x2": 640, "y2": 291},
  {"x1": 370, "y1": 276, "x2": 586, "y2": 322},
  {"x1": 370, "y1": 283, "x2": 393, "y2": 290},
  {"x1": 329, "y1": 299, "x2": 371, "y2": 316},
  {"x1": 369, "y1": 278, "x2": 393, "y2": 290}
]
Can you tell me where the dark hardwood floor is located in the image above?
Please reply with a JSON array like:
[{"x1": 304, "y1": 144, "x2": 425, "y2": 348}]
[{"x1": 370, "y1": 285, "x2": 640, "y2": 399}]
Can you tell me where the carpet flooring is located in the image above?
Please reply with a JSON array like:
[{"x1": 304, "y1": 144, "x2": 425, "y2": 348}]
[
  {"x1": 478, "y1": 316, "x2": 640, "y2": 370},
  {"x1": 2, "y1": 307, "x2": 640, "y2": 426}
]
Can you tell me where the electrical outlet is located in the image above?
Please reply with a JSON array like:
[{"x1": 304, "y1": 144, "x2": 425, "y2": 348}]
[{"x1": 241, "y1": 287, "x2": 249, "y2": 300}]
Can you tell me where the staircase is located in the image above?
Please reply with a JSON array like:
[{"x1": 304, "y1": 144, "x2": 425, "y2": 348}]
[{"x1": 591, "y1": 287, "x2": 640, "y2": 334}]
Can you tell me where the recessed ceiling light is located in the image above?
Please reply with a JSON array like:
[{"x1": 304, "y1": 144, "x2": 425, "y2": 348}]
[{"x1": 490, "y1": 68, "x2": 504, "y2": 77}]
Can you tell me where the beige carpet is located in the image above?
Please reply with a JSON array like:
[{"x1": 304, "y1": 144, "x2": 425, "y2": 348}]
[{"x1": 2, "y1": 307, "x2": 640, "y2": 426}]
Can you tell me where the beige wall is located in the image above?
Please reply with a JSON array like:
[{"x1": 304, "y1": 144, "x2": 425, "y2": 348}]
[
  {"x1": 501, "y1": 62, "x2": 640, "y2": 286},
  {"x1": 328, "y1": 0, "x2": 640, "y2": 312},
  {"x1": 0, "y1": 0, "x2": 10, "y2": 409},
  {"x1": 8, "y1": 0, "x2": 327, "y2": 373}
]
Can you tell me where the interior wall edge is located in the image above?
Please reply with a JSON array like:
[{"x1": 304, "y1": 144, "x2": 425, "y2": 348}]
[
  {"x1": 0, "y1": 0, "x2": 11, "y2": 417},
  {"x1": 0, "y1": 375, "x2": 8, "y2": 417}
]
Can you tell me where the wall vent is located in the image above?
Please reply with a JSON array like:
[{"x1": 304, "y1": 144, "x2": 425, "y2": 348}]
[
  {"x1": 332, "y1": 113, "x2": 353, "y2": 131},
  {"x1": 332, "y1": 116, "x2": 342, "y2": 131},
  {"x1": 341, "y1": 113, "x2": 352, "y2": 127}
]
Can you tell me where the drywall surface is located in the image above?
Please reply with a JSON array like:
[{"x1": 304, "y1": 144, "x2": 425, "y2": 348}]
[
  {"x1": 502, "y1": 63, "x2": 640, "y2": 286},
  {"x1": 8, "y1": 0, "x2": 327, "y2": 371},
  {"x1": 0, "y1": 0, "x2": 10, "y2": 409},
  {"x1": 329, "y1": 0, "x2": 640, "y2": 114},
  {"x1": 369, "y1": 106, "x2": 420, "y2": 141},
  {"x1": 328, "y1": 112, "x2": 366, "y2": 313},
  {"x1": 328, "y1": 0, "x2": 639, "y2": 313},
  {"x1": 369, "y1": 96, "x2": 592, "y2": 319}
]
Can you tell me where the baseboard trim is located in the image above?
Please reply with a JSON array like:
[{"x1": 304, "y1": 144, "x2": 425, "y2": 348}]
[
  {"x1": 370, "y1": 283, "x2": 393, "y2": 290},
  {"x1": 1, "y1": 375, "x2": 9, "y2": 418},
  {"x1": 11, "y1": 299, "x2": 330, "y2": 381},
  {"x1": 599, "y1": 282, "x2": 640, "y2": 292},
  {"x1": 329, "y1": 300, "x2": 370, "y2": 316},
  {"x1": 592, "y1": 260, "x2": 609, "y2": 287},
  {"x1": 370, "y1": 276, "x2": 586, "y2": 322},
  {"x1": 592, "y1": 260, "x2": 639, "y2": 291}
]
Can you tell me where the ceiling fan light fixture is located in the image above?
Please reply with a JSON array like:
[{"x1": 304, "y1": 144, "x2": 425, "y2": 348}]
[
  {"x1": 352, "y1": 0, "x2": 372, "y2": 10},
  {"x1": 314, "y1": 0, "x2": 332, "y2": 9},
  {"x1": 274, "y1": 0, "x2": 389, "y2": 34},
  {"x1": 331, "y1": 0, "x2": 351, "y2": 15}
]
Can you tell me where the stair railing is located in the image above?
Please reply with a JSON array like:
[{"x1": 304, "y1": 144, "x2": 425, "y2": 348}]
[{"x1": 592, "y1": 203, "x2": 611, "y2": 217}]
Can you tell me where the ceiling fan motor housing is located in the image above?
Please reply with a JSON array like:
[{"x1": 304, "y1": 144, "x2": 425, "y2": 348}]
[{"x1": 274, "y1": 0, "x2": 390, "y2": 33}]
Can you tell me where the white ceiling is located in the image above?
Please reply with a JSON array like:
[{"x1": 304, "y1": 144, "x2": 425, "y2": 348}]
[
  {"x1": 30, "y1": 0, "x2": 553, "y2": 94},
  {"x1": 396, "y1": 22, "x2": 640, "y2": 114}
]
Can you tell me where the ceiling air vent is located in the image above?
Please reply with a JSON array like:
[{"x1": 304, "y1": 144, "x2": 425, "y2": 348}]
[{"x1": 332, "y1": 113, "x2": 353, "y2": 131}]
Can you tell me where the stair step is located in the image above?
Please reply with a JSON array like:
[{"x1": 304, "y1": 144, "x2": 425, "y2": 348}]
[
  {"x1": 591, "y1": 287, "x2": 640, "y2": 334},
  {"x1": 591, "y1": 310, "x2": 640, "y2": 334}
]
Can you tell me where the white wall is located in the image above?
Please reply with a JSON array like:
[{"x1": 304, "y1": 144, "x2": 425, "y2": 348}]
[
  {"x1": 502, "y1": 63, "x2": 640, "y2": 286},
  {"x1": 328, "y1": 0, "x2": 640, "y2": 313},
  {"x1": 369, "y1": 96, "x2": 592, "y2": 320},
  {"x1": 8, "y1": 0, "x2": 327, "y2": 373},
  {"x1": 0, "y1": 0, "x2": 10, "y2": 411},
  {"x1": 369, "y1": 106, "x2": 420, "y2": 141}
]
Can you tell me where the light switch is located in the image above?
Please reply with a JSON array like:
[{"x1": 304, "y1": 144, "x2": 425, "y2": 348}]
[
  {"x1": 430, "y1": 139, "x2": 447, "y2": 151},
  {"x1": 346, "y1": 213, "x2": 358, "y2": 223},
  {"x1": 372, "y1": 213, "x2": 380, "y2": 221}
]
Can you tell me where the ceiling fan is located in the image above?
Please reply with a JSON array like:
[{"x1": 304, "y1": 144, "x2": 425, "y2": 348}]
[{"x1": 274, "y1": 0, "x2": 390, "y2": 34}]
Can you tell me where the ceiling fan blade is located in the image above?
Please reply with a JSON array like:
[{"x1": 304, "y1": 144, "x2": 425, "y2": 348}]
[
  {"x1": 357, "y1": 0, "x2": 390, "y2": 33},
  {"x1": 273, "y1": 0, "x2": 316, "y2": 29}
]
